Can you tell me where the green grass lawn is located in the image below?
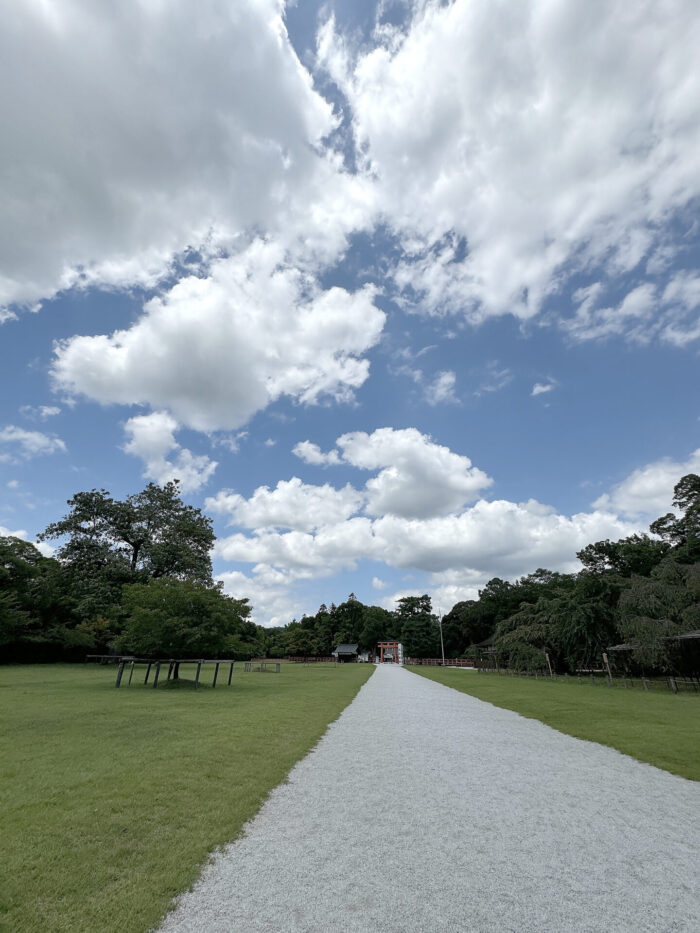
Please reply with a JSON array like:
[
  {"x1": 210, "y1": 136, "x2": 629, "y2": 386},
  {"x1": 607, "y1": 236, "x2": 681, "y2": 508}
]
[
  {"x1": 407, "y1": 667, "x2": 700, "y2": 781},
  {"x1": 0, "y1": 662, "x2": 373, "y2": 933}
]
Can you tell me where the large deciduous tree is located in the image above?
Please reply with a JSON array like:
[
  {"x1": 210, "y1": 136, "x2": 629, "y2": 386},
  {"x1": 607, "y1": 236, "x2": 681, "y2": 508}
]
[
  {"x1": 38, "y1": 481, "x2": 215, "y2": 619},
  {"x1": 115, "y1": 579, "x2": 250, "y2": 658}
]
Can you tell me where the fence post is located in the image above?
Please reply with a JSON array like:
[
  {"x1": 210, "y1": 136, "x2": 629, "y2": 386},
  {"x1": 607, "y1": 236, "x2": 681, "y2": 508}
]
[
  {"x1": 602, "y1": 652, "x2": 613, "y2": 686},
  {"x1": 668, "y1": 677, "x2": 678, "y2": 694}
]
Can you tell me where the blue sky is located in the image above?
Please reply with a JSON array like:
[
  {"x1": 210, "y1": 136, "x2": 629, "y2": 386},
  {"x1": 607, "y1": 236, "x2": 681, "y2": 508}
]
[{"x1": 1, "y1": 0, "x2": 699, "y2": 624}]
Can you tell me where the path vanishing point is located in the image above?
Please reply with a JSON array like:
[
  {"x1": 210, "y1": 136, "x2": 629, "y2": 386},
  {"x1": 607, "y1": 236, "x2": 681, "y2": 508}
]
[{"x1": 160, "y1": 664, "x2": 700, "y2": 932}]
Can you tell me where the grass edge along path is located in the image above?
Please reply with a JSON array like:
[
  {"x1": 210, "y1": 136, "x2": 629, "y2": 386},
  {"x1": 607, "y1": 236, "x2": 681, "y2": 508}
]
[
  {"x1": 407, "y1": 666, "x2": 700, "y2": 781},
  {"x1": 0, "y1": 663, "x2": 374, "y2": 933}
]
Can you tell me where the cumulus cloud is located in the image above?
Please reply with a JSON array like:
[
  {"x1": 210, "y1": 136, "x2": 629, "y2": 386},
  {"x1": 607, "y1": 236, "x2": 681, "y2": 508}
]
[
  {"x1": 296, "y1": 427, "x2": 492, "y2": 517},
  {"x1": 206, "y1": 478, "x2": 363, "y2": 533},
  {"x1": 318, "y1": 0, "x2": 700, "y2": 335},
  {"x1": 0, "y1": 426, "x2": 66, "y2": 461},
  {"x1": 52, "y1": 240, "x2": 385, "y2": 432},
  {"x1": 216, "y1": 567, "x2": 310, "y2": 628},
  {"x1": 0, "y1": 0, "x2": 354, "y2": 310},
  {"x1": 593, "y1": 448, "x2": 700, "y2": 517},
  {"x1": 215, "y1": 497, "x2": 639, "y2": 590},
  {"x1": 428, "y1": 568, "x2": 492, "y2": 616},
  {"x1": 123, "y1": 412, "x2": 217, "y2": 493},
  {"x1": 337, "y1": 428, "x2": 492, "y2": 518},
  {"x1": 292, "y1": 440, "x2": 342, "y2": 467}
]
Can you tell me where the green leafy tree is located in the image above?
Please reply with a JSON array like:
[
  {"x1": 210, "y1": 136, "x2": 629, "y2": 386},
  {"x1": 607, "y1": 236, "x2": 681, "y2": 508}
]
[
  {"x1": 395, "y1": 594, "x2": 439, "y2": 658},
  {"x1": 649, "y1": 473, "x2": 700, "y2": 559},
  {"x1": 330, "y1": 594, "x2": 365, "y2": 646},
  {"x1": 493, "y1": 572, "x2": 620, "y2": 672},
  {"x1": 0, "y1": 591, "x2": 30, "y2": 649},
  {"x1": 1, "y1": 536, "x2": 82, "y2": 660},
  {"x1": 38, "y1": 481, "x2": 215, "y2": 620},
  {"x1": 578, "y1": 534, "x2": 669, "y2": 577},
  {"x1": 358, "y1": 604, "x2": 394, "y2": 652},
  {"x1": 116, "y1": 578, "x2": 250, "y2": 658},
  {"x1": 285, "y1": 621, "x2": 320, "y2": 657},
  {"x1": 618, "y1": 557, "x2": 700, "y2": 671}
]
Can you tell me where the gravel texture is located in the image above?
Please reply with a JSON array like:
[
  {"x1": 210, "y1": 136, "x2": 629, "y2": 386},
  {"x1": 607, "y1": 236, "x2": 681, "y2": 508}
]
[{"x1": 159, "y1": 664, "x2": 700, "y2": 932}]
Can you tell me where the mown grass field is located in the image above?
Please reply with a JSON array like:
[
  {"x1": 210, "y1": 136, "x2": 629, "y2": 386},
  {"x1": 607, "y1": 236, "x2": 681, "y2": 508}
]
[
  {"x1": 408, "y1": 666, "x2": 700, "y2": 781},
  {"x1": 0, "y1": 662, "x2": 373, "y2": 933}
]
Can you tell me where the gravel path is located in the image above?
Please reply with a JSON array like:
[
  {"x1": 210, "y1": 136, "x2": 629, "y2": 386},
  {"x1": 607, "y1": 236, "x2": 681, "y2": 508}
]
[{"x1": 159, "y1": 665, "x2": 700, "y2": 932}]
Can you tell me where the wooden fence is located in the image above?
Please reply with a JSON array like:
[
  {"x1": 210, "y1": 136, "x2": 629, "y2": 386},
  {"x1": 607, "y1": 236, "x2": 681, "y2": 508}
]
[
  {"x1": 474, "y1": 666, "x2": 700, "y2": 693},
  {"x1": 404, "y1": 658, "x2": 476, "y2": 667}
]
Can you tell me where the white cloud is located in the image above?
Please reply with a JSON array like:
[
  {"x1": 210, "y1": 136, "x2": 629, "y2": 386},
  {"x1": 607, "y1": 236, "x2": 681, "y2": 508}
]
[
  {"x1": 0, "y1": 309, "x2": 18, "y2": 324},
  {"x1": 213, "y1": 429, "x2": 645, "y2": 605},
  {"x1": 216, "y1": 567, "x2": 308, "y2": 628},
  {"x1": 295, "y1": 427, "x2": 493, "y2": 518},
  {"x1": 0, "y1": 524, "x2": 54, "y2": 557},
  {"x1": 531, "y1": 382, "x2": 555, "y2": 397},
  {"x1": 6, "y1": 480, "x2": 19, "y2": 489},
  {"x1": 0, "y1": 523, "x2": 27, "y2": 539},
  {"x1": 565, "y1": 283, "x2": 657, "y2": 343},
  {"x1": 123, "y1": 412, "x2": 217, "y2": 493},
  {"x1": 206, "y1": 478, "x2": 363, "y2": 533},
  {"x1": 318, "y1": 0, "x2": 700, "y2": 333},
  {"x1": 0, "y1": 0, "x2": 352, "y2": 310},
  {"x1": 593, "y1": 448, "x2": 700, "y2": 517},
  {"x1": 215, "y1": 498, "x2": 638, "y2": 588},
  {"x1": 0, "y1": 426, "x2": 66, "y2": 460},
  {"x1": 372, "y1": 576, "x2": 388, "y2": 590},
  {"x1": 292, "y1": 440, "x2": 342, "y2": 467},
  {"x1": 19, "y1": 405, "x2": 62, "y2": 420},
  {"x1": 52, "y1": 239, "x2": 385, "y2": 432},
  {"x1": 424, "y1": 370, "x2": 457, "y2": 405},
  {"x1": 337, "y1": 428, "x2": 492, "y2": 518},
  {"x1": 428, "y1": 568, "x2": 491, "y2": 616}
]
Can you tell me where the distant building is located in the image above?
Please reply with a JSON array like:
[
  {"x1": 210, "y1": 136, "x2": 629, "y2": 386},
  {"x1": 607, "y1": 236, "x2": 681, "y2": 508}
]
[{"x1": 332, "y1": 643, "x2": 359, "y2": 662}]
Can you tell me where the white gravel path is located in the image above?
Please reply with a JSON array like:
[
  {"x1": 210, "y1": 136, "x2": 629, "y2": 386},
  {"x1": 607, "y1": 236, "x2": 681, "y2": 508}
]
[{"x1": 159, "y1": 665, "x2": 700, "y2": 933}]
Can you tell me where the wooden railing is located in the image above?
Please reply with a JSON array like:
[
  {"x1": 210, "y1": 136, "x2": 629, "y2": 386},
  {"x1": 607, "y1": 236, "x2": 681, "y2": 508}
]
[{"x1": 404, "y1": 658, "x2": 476, "y2": 667}]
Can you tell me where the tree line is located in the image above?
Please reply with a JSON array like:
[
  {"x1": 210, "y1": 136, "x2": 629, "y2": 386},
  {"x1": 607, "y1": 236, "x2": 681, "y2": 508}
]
[{"x1": 2, "y1": 475, "x2": 699, "y2": 672}]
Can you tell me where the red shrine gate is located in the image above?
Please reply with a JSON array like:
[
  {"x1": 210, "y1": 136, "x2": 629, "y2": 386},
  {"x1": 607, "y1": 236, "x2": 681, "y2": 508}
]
[{"x1": 377, "y1": 641, "x2": 403, "y2": 664}]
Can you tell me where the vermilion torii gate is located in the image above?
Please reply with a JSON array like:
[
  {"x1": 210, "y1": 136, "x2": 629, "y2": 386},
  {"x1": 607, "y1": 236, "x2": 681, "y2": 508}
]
[{"x1": 377, "y1": 641, "x2": 402, "y2": 664}]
